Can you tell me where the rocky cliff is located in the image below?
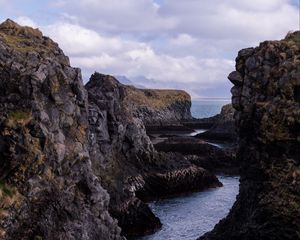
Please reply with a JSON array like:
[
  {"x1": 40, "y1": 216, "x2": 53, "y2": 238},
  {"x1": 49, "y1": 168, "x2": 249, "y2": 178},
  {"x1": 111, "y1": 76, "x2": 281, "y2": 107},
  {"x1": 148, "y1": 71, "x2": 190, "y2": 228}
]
[
  {"x1": 0, "y1": 19, "x2": 122, "y2": 240},
  {"x1": 0, "y1": 19, "x2": 222, "y2": 239},
  {"x1": 201, "y1": 32, "x2": 300, "y2": 240},
  {"x1": 124, "y1": 85, "x2": 192, "y2": 126},
  {"x1": 85, "y1": 73, "x2": 221, "y2": 236}
]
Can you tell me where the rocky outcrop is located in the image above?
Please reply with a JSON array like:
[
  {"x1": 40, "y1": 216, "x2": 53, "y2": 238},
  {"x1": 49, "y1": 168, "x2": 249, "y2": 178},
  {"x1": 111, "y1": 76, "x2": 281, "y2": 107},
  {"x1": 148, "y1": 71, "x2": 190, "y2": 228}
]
[
  {"x1": 0, "y1": 19, "x2": 224, "y2": 239},
  {"x1": 124, "y1": 85, "x2": 192, "y2": 126},
  {"x1": 0, "y1": 19, "x2": 122, "y2": 240},
  {"x1": 85, "y1": 73, "x2": 222, "y2": 236},
  {"x1": 155, "y1": 137, "x2": 238, "y2": 174},
  {"x1": 200, "y1": 32, "x2": 300, "y2": 240},
  {"x1": 85, "y1": 73, "x2": 162, "y2": 236},
  {"x1": 196, "y1": 104, "x2": 237, "y2": 141}
]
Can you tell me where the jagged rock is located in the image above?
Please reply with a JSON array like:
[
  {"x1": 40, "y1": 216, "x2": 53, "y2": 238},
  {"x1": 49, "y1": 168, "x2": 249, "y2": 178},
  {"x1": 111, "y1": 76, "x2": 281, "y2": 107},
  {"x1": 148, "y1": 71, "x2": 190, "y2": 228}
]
[
  {"x1": 0, "y1": 20, "x2": 122, "y2": 240},
  {"x1": 86, "y1": 73, "x2": 222, "y2": 236},
  {"x1": 200, "y1": 32, "x2": 300, "y2": 240},
  {"x1": 0, "y1": 19, "x2": 227, "y2": 239}
]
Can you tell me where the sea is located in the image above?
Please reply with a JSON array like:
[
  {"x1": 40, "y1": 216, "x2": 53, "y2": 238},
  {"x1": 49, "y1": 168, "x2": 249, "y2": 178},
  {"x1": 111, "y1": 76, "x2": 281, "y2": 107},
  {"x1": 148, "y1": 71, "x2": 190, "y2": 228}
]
[
  {"x1": 134, "y1": 100, "x2": 239, "y2": 240},
  {"x1": 191, "y1": 99, "x2": 231, "y2": 118},
  {"x1": 135, "y1": 176, "x2": 239, "y2": 240}
]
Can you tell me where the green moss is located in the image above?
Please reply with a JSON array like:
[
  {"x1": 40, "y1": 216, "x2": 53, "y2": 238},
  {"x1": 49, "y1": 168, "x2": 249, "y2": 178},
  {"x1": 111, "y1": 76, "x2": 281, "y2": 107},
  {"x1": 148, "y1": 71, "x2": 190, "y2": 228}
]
[
  {"x1": 0, "y1": 181, "x2": 16, "y2": 198},
  {"x1": 8, "y1": 111, "x2": 31, "y2": 121},
  {"x1": 6, "y1": 111, "x2": 32, "y2": 128}
]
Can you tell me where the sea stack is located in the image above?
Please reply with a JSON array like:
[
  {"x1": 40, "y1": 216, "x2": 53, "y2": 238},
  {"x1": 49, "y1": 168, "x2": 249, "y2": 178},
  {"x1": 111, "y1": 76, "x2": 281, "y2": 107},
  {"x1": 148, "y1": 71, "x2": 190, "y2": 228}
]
[{"x1": 200, "y1": 32, "x2": 300, "y2": 240}]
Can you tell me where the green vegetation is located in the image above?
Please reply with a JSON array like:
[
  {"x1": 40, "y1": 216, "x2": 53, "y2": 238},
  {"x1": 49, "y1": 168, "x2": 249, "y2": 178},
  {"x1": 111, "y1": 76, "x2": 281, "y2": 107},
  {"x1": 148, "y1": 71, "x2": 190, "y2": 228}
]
[
  {"x1": 6, "y1": 110, "x2": 32, "y2": 127},
  {"x1": 285, "y1": 31, "x2": 300, "y2": 44},
  {"x1": 125, "y1": 86, "x2": 191, "y2": 109},
  {"x1": 0, "y1": 181, "x2": 16, "y2": 198}
]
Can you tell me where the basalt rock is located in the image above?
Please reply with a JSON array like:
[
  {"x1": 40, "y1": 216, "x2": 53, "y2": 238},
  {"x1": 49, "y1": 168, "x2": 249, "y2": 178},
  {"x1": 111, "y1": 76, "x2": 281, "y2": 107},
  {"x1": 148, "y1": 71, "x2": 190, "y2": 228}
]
[
  {"x1": 85, "y1": 73, "x2": 222, "y2": 236},
  {"x1": 200, "y1": 32, "x2": 300, "y2": 240},
  {"x1": 0, "y1": 19, "x2": 122, "y2": 240}
]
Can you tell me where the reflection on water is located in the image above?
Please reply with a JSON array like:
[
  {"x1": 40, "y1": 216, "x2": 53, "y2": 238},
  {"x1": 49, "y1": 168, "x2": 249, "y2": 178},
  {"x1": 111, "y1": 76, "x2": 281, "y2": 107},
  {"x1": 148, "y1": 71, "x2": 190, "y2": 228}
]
[{"x1": 135, "y1": 176, "x2": 239, "y2": 240}]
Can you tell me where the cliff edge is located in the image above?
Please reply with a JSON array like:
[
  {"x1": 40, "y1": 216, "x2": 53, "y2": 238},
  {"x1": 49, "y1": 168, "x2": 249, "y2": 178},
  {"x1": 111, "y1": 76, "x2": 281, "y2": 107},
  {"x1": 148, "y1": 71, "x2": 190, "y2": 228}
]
[
  {"x1": 0, "y1": 19, "x2": 122, "y2": 240},
  {"x1": 124, "y1": 86, "x2": 192, "y2": 126},
  {"x1": 200, "y1": 32, "x2": 300, "y2": 240}
]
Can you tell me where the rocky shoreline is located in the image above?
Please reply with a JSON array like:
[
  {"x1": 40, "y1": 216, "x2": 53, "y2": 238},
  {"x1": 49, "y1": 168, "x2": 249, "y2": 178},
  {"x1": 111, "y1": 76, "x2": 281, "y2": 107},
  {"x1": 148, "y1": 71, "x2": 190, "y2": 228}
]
[
  {"x1": 3, "y1": 18, "x2": 297, "y2": 240},
  {"x1": 0, "y1": 20, "x2": 235, "y2": 240}
]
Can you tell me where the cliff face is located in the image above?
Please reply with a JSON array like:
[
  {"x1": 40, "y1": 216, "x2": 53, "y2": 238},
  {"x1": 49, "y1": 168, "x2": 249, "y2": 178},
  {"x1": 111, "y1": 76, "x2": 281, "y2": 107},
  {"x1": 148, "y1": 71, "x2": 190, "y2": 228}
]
[
  {"x1": 85, "y1": 73, "x2": 221, "y2": 236},
  {"x1": 124, "y1": 86, "x2": 192, "y2": 126},
  {"x1": 201, "y1": 32, "x2": 300, "y2": 239},
  {"x1": 85, "y1": 73, "x2": 161, "y2": 236},
  {"x1": 0, "y1": 20, "x2": 122, "y2": 240}
]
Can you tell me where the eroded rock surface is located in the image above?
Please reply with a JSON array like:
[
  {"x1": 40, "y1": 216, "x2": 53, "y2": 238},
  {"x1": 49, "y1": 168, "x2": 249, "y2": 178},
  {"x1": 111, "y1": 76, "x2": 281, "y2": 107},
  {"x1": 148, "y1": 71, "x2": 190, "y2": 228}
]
[
  {"x1": 201, "y1": 32, "x2": 300, "y2": 240},
  {"x1": 85, "y1": 73, "x2": 221, "y2": 236},
  {"x1": 0, "y1": 19, "x2": 122, "y2": 240}
]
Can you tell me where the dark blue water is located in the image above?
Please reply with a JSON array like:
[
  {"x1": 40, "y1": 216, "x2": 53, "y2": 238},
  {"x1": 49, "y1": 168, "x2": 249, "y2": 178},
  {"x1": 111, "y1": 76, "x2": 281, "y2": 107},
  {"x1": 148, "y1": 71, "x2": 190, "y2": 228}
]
[
  {"x1": 137, "y1": 176, "x2": 239, "y2": 240},
  {"x1": 191, "y1": 100, "x2": 230, "y2": 118}
]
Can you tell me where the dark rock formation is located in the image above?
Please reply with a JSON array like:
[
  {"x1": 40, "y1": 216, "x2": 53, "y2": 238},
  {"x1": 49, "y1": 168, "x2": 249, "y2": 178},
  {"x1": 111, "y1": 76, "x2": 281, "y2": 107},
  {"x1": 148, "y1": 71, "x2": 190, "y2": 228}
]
[
  {"x1": 85, "y1": 73, "x2": 222, "y2": 236},
  {"x1": 196, "y1": 104, "x2": 237, "y2": 142},
  {"x1": 85, "y1": 73, "x2": 162, "y2": 236},
  {"x1": 0, "y1": 19, "x2": 225, "y2": 239},
  {"x1": 0, "y1": 19, "x2": 122, "y2": 240},
  {"x1": 124, "y1": 85, "x2": 192, "y2": 126},
  {"x1": 181, "y1": 114, "x2": 220, "y2": 129},
  {"x1": 155, "y1": 137, "x2": 238, "y2": 174},
  {"x1": 200, "y1": 32, "x2": 300, "y2": 240}
]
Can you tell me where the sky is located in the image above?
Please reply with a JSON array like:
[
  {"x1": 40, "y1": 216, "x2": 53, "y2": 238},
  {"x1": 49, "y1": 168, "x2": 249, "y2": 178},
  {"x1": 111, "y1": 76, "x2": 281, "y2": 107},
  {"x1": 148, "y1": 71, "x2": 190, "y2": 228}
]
[{"x1": 0, "y1": 0, "x2": 299, "y2": 98}]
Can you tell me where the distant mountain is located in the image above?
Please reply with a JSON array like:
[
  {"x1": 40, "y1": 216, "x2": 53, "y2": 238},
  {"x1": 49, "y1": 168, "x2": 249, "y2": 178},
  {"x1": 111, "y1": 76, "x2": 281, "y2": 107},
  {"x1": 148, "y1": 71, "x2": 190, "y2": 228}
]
[{"x1": 114, "y1": 75, "x2": 145, "y2": 89}]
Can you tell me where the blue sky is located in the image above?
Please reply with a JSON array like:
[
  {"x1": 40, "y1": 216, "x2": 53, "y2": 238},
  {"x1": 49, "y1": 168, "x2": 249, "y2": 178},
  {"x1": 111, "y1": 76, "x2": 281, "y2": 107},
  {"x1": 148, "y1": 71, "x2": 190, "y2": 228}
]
[{"x1": 0, "y1": 0, "x2": 299, "y2": 98}]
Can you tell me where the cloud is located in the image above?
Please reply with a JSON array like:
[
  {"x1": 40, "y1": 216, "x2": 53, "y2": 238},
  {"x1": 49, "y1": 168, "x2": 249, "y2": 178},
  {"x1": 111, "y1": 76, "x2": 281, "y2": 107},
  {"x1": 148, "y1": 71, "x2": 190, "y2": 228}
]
[
  {"x1": 3, "y1": 0, "x2": 298, "y2": 98},
  {"x1": 14, "y1": 16, "x2": 37, "y2": 28},
  {"x1": 54, "y1": 0, "x2": 298, "y2": 42},
  {"x1": 52, "y1": 0, "x2": 176, "y2": 34},
  {"x1": 41, "y1": 21, "x2": 234, "y2": 97}
]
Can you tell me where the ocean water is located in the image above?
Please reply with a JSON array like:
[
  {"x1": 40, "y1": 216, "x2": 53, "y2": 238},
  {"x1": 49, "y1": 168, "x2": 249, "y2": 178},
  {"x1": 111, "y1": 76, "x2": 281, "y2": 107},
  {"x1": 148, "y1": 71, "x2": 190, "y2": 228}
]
[
  {"x1": 136, "y1": 176, "x2": 239, "y2": 240},
  {"x1": 191, "y1": 99, "x2": 231, "y2": 118}
]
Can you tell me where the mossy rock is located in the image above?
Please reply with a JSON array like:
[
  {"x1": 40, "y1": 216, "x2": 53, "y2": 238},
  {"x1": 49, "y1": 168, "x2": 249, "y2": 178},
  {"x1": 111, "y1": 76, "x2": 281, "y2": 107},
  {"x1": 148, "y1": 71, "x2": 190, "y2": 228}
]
[{"x1": 6, "y1": 110, "x2": 32, "y2": 127}]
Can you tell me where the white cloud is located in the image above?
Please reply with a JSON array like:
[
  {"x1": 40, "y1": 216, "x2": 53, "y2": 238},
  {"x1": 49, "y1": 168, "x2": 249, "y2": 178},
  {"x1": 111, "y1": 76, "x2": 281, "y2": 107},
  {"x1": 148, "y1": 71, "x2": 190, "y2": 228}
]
[
  {"x1": 54, "y1": 0, "x2": 298, "y2": 42},
  {"x1": 170, "y1": 34, "x2": 197, "y2": 46},
  {"x1": 41, "y1": 21, "x2": 234, "y2": 97},
  {"x1": 53, "y1": 0, "x2": 176, "y2": 33},
  {"x1": 4, "y1": 0, "x2": 299, "y2": 98},
  {"x1": 14, "y1": 16, "x2": 37, "y2": 28}
]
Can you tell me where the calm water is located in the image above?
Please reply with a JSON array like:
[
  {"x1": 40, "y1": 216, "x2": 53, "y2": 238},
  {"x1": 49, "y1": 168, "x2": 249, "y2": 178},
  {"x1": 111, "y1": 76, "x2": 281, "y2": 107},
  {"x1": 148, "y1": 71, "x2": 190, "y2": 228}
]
[
  {"x1": 191, "y1": 100, "x2": 230, "y2": 118},
  {"x1": 136, "y1": 176, "x2": 239, "y2": 240}
]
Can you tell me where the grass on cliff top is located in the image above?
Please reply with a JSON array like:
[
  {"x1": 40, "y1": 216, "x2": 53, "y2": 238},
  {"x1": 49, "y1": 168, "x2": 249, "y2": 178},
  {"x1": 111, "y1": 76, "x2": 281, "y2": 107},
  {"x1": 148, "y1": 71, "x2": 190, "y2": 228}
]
[
  {"x1": 125, "y1": 86, "x2": 191, "y2": 109},
  {"x1": 0, "y1": 32, "x2": 53, "y2": 54},
  {"x1": 284, "y1": 31, "x2": 300, "y2": 44}
]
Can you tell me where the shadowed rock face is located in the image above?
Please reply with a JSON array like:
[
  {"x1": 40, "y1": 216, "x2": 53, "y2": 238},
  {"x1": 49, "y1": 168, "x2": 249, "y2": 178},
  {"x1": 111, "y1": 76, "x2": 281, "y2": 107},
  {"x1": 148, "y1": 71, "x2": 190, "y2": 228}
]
[
  {"x1": 0, "y1": 20, "x2": 122, "y2": 240},
  {"x1": 200, "y1": 32, "x2": 300, "y2": 240},
  {"x1": 85, "y1": 73, "x2": 222, "y2": 237}
]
